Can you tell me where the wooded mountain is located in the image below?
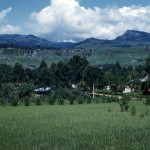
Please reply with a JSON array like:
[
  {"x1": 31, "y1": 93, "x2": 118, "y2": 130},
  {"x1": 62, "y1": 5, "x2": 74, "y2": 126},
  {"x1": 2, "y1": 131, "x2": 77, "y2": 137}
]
[{"x1": 1, "y1": 30, "x2": 150, "y2": 49}]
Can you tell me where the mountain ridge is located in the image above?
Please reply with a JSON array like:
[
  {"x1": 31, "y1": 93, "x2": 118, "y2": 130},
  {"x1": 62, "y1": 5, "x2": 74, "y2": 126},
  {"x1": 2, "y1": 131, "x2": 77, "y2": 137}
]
[{"x1": 0, "y1": 30, "x2": 150, "y2": 49}]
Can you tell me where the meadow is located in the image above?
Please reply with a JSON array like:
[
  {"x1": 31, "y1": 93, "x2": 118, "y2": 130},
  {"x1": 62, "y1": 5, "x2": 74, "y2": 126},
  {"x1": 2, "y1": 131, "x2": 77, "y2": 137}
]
[{"x1": 0, "y1": 100, "x2": 150, "y2": 150}]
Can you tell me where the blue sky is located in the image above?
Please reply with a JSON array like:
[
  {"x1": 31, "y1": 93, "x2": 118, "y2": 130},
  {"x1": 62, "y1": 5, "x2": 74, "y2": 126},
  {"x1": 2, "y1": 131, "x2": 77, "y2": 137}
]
[{"x1": 0, "y1": 0, "x2": 150, "y2": 42}]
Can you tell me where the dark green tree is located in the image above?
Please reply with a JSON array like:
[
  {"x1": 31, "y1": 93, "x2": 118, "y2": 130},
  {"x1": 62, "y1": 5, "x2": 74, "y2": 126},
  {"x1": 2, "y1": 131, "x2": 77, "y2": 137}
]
[{"x1": 12, "y1": 62, "x2": 25, "y2": 83}]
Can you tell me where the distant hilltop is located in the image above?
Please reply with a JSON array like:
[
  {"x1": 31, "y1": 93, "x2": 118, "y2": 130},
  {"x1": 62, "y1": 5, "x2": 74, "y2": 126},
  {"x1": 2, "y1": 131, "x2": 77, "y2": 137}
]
[{"x1": 0, "y1": 30, "x2": 150, "y2": 48}]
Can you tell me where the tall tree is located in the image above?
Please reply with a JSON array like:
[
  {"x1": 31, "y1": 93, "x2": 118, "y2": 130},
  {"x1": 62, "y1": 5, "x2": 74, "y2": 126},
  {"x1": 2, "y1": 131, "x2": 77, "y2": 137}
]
[
  {"x1": 68, "y1": 55, "x2": 89, "y2": 84},
  {"x1": 12, "y1": 62, "x2": 25, "y2": 83}
]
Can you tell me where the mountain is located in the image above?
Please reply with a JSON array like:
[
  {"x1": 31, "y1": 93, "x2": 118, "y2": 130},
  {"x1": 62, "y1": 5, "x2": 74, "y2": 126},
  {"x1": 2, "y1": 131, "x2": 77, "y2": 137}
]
[
  {"x1": 75, "y1": 30, "x2": 150, "y2": 50},
  {"x1": 1, "y1": 30, "x2": 150, "y2": 49},
  {"x1": 115, "y1": 30, "x2": 150, "y2": 42},
  {"x1": 0, "y1": 34, "x2": 76, "y2": 48}
]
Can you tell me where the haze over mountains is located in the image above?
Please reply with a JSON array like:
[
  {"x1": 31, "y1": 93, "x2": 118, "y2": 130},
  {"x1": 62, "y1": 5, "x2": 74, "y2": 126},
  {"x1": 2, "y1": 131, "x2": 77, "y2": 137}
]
[{"x1": 0, "y1": 30, "x2": 150, "y2": 49}]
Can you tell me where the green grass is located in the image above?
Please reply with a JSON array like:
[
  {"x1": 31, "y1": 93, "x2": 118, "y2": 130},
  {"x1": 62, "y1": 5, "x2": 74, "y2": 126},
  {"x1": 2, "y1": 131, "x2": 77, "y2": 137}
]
[{"x1": 0, "y1": 101, "x2": 150, "y2": 150}]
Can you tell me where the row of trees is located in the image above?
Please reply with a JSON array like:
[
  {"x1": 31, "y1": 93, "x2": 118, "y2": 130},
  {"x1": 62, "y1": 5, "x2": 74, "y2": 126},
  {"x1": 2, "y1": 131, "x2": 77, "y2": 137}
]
[{"x1": 0, "y1": 55, "x2": 148, "y2": 92}]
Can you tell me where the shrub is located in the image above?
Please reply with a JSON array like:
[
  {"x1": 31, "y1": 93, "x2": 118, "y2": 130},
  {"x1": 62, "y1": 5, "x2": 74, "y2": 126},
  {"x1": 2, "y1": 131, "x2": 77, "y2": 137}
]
[
  {"x1": 145, "y1": 108, "x2": 149, "y2": 116},
  {"x1": 106, "y1": 96, "x2": 112, "y2": 103},
  {"x1": 54, "y1": 88, "x2": 71, "y2": 100},
  {"x1": 0, "y1": 97, "x2": 5, "y2": 106},
  {"x1": 111, "y1": 96, "x2": 119, "y2": 102},
  {"x1": 86, "y1": 96, "x2": 92, "y2": 104},
  {"x1": 102, "y1": 95, "x2": 106, "y2": 103},
  {"x1": 18, "y1": 83, "x2": 35, "y2": 99},
  {"x1": 107, "y1": 108, "x2": 112, "y2": 112},
  {"x1": 69, "y1": 96, "x2": 74, "y2": 105},
  {"x1": 24, "y1": 97, "x2": 30, "y2": 106},
  {"x1": 140, "y1": 113, "x2": 144, "y2": 118},
  {"x1": 35, "y1": 97, "x2": 41, "y2": 106},
  {"x1": 58, "y1": 98, "x2": 64, "y2": 105},
  {"x1": 145, "y1": 97, "x2": 150, "y2": 105},
  {"x1": 131, "y1": 106, "x2": 136, "y2": 116},
  {"x1": 1, "y1": 83, "x2": 15, "y2": 100},
  {"x1": 78, "y1": 96, "x2": 84, "y2": 104},
  {"x1": 119, "y1": 95, "x2": 131, "y2": 112},
  {"x1": 11, "y1": 98, "x2": 18, "y2": 106},
  {"x1": 48, "y1": 95, "x2": 55, "y2": 105},
  {"x1": 72, "y1": 89, "x2": 82, "y2": 99},
  {"x1": 95, "y1": 97, "x2": 101, "y2": 103}
]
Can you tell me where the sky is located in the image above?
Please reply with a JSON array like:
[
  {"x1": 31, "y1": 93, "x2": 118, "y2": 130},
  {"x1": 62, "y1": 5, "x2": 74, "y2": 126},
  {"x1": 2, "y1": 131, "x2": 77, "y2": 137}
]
[{"x1": 0, "y1": 0, "x2": 150, "y2": 42}]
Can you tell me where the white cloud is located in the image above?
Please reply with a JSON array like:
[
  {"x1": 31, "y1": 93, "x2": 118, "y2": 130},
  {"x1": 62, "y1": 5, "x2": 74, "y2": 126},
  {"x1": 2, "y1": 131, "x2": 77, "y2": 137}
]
[
  {"x1": 0, "y1": 7, "x2": 12, "y2": 22},
  {"x1": 0, "y1": 8, "x2": 21, "y2": 34},
  {"x1": 0, "y1": 24, "x2": 21, "y2": 34},
  {"x1": 28, "y1": 0, "x2": 150, "y2": 42}
]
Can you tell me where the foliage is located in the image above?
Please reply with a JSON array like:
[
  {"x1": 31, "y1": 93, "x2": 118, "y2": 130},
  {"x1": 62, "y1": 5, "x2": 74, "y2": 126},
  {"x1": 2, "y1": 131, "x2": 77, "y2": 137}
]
[
  {"x1": 17, "y1": 83, "x2": 35, "y2": 99},
  {"x1": 145, "y1": 97, "x2": 150, "y2": 105},
  {"x1": 24, "y1": 96, "x2": 30, "y2": 106},
  {"x1": 58, "y1": 98, "x2": 64, "y2": 105},
  {"x1": 131, "y1": 106, "x2": 136, "y2": 116},
  {"x1": 69, "y1": 96, "x2": 74, "y2": 105},
  {"x1": 119, "y1": 95, "x2": 131, "y2": 112},
  {"x1": 1, "y1": 83, "x2": 15, "y2": 101},
  {"x1": 101, "y1": 95, "x2": 107, "y2": 103},
  {"x1": 86, "y1": 96, "x2": 92, "y2": 104},
  {"x1": 0, "y1": 97, "x2": 5, "y2": 106},
  {"x1": 35, "y1": 97, "x2": 41, "y2": 106},
  {"x1": 77, "y1": 96, "x2": 84, "y2": 104},
  {"x1": 48, "y1": 95, "x2": 55, "y2": 105},
  {"x1": 10, "y1": 98, "x2": 18, "y2": 106},
  {"x1": 12, "y1": 62, "x2": 25, "y2": 83}
]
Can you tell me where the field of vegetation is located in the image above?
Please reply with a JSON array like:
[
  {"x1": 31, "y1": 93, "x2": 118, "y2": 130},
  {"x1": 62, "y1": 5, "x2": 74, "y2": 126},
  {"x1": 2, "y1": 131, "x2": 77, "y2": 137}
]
[{"x1": 0, "y1": 100, "x2": 150, "y2": 150}]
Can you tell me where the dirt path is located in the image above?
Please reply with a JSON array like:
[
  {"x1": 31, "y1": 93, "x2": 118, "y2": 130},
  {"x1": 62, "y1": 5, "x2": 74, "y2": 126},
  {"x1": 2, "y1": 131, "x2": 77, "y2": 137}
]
[
  {"x1": 91, "y1": 93, "x2": 146, "y2": 101},
  {"x1": 91, "y1": 93, "x2": 122, "y2": 99}
]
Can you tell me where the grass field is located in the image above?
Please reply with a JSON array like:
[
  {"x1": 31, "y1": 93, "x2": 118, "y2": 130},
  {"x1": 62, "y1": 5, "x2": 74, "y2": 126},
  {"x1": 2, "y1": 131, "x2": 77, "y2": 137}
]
[{"x1": 0, "y1": 101, "x2": 150, "y2": 150}]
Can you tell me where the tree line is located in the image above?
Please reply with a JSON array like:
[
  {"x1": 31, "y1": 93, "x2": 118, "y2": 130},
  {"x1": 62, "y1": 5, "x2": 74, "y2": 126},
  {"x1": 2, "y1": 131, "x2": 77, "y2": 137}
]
[{"x1": 0, "y1": 55, "x2": 149, "y2": 91}]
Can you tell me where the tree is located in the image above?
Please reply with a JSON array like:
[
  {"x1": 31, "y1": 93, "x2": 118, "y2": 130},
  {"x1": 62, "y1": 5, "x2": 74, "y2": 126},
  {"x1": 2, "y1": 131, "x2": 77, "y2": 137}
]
[
  {"x1": 68, "y1": 55, "x2": 89, "y2": 84},
  {"x1": 37, "y1": 67, "x2": 52, "y2": 88},
  {"x1": 83, "y1": 65, "x2": 103, "y2": 89},
  {"x1": 12, "y1": 62, "x2": 25, "y2": 83},
  {"x1": 39, "y1": 60, "x2": 47, "y2": 69}
]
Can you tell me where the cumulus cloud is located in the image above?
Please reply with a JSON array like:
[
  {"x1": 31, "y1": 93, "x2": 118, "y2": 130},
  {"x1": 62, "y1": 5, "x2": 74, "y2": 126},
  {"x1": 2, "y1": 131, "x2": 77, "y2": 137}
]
[
  {"x1": 0, "y1": 24, "x2": 21, "y2": 34},
  {"x1": 0, "y1": 7, "x2": 12, "y2": 22},
  {"x1": 28, "y1": 0, "x2": 150, "y2": 42},
  {"x1": 0, "y1": 7, "x2": 21, "y2": 34}
]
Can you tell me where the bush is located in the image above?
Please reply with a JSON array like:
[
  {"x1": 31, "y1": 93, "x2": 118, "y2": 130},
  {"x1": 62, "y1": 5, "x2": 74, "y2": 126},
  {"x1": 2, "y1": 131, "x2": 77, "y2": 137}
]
[
  {"x1": 58, "y1": 98, "x2": 64, "y2": 105},
  {"x1": 145, "y1": 108, "x2": 149, "y2": 116},
  {"x1": 0, "y1": 97, "x2": 5, "y2": 106},
  {"x1": 111, "y1": 96, "x2": 119, "y2": 102},
  {"x1": 86, "y1": 96, "x2": 92, "y2": 104},
  {"x1": 95, "y1": 97, "x2": 101, "y2": 103},
  {"x1": 106, "y1": 97, "x2": 112, "y2": 103},
  {"x1": 69, "y1": 96, "x2": 74, "y2": 105},
  {"x1": 18, "y1": 83, "x2": 35, "y2": 99},
  {"x1": 78, "y1": 96, "x2": 84, "y2": 104},
  {"x1": 119, "y1": 95, "x2": 131, "y2": 112},
  {"x1": 48, "y1": 95, "x2": 55, "y2": 105},
  {"x1": 131, "y1": 106, "x2": 136, "y2": 116},
  {"x1": 35, "y1": 98, "x2": 41, "y2": 106},
  {"x1": 11, "y1": 98, "x2": 18, "y2": 106},
  {"x1": 24, "y1": 97, "x2": 30, "y2": 106},
  {"x1": 1, "y1": 83, "x2": 15, "y2": 100},
  {"x1": 107, "y1": 108, "x2": 112, "y2": 112},
  {"x1": 54, "y1": 88, "x2": 71, "y2": 100},
  {"x1": 102, "y1": 95, "x2": 107, "y2": 103},
  {"x1": 145, "y1": 97, "x2": 150, "y2": 105}
]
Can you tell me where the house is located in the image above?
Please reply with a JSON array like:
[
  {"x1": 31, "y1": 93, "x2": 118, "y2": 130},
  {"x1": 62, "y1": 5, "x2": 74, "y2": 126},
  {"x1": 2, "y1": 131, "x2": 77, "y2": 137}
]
[
  {"x1": 34, "y1": 87, "x2": 55, "y2": 94},
  {"x1": 123, "y1": 86, "x2": 134, "y2": 93},
  {"x1": 72, "y1": 84, "x2": 77, "y2": 89},
  {"x1": 104, "y1": 86, "x2": 110, "y2": 91}
]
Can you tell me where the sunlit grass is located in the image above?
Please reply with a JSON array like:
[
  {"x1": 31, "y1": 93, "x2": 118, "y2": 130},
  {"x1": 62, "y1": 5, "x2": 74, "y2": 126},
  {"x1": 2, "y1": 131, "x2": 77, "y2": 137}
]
[{"x1": 0, "y1": 101, "x2": 150, "y2": 150}]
